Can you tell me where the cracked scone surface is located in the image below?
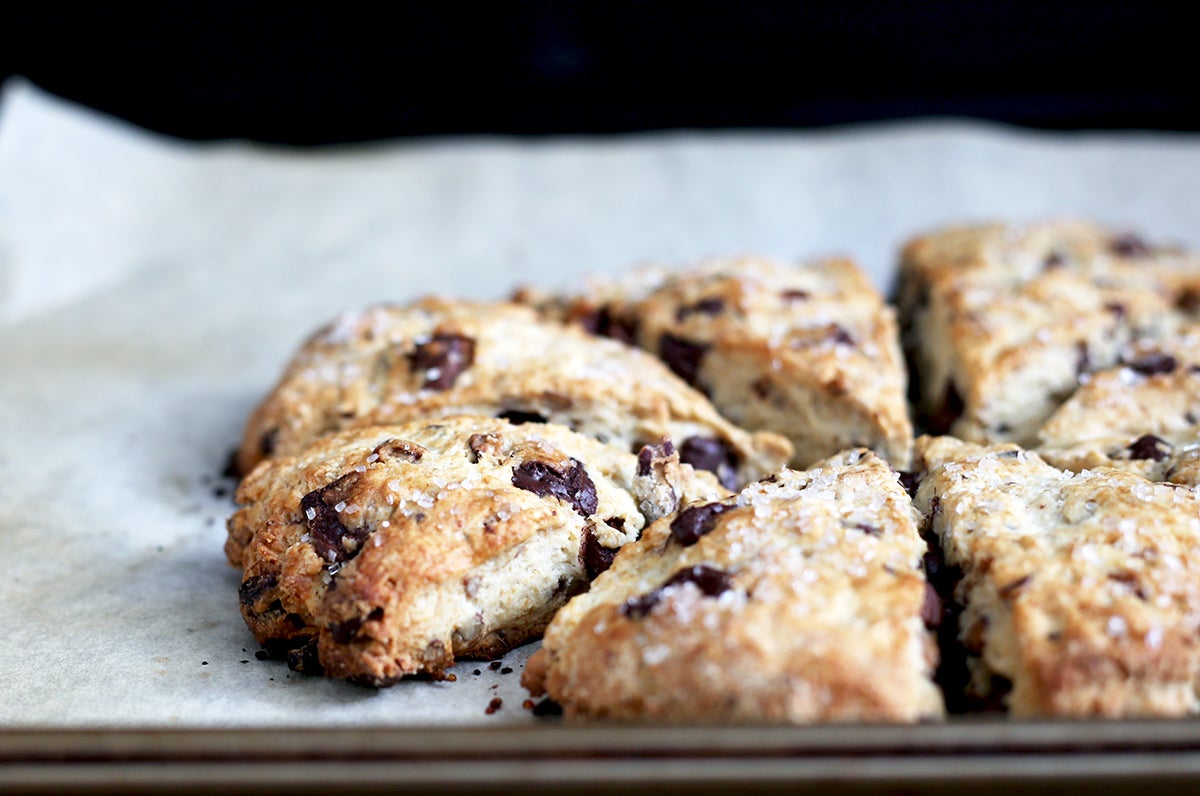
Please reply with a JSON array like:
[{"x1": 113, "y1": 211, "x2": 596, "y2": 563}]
[
  {"x1": 523, "y1": 256, "x2": 912, "y2": 468},
  {"x1": 523, "y1": 449, "x2": 943, "y2": 722},
  {"x1": 236, "y1": 297, "x2": 790, "y2": 489},
  {"x1": 226, "y1": 417, "x2": 726, "y2": 685},
  {"x1": 914, "y1": 435, "x2": 1200, "y2": 717},
  {"x1": 898, "y1": 220, "x2": 1200, "y2": 445}
]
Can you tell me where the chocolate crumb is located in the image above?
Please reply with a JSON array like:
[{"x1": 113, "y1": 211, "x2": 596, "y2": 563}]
[
  {"x1": 489, "y1": 661, "x2": 503, "y2": 670},
  {"x1": 485, "y1": 698, "x2": 503, "y2": 715},
  {"x1": 473, "y1": 669, "x2": 482, "y2": 676},
  {"x1": 501, "y1": 667, "x2": 513, "y2": 675},
  {"x1": 254, "y1": 650, "x2": 272, "y2": 661},
  {"x1": 522, "y1": 699, "x2": 535, "y2": 710}
]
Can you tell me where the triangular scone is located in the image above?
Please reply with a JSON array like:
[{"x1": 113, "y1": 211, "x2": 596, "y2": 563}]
[
  {"x1": 235, "y1": 298, "x2": 791, "y2": 489},
  {"x1": 227, "y1": 417, "x2": 726, "y2": 685},
  {"x1": 523, "y1": 450, "x2": 943, "y2": 722},
  {"x1": 521, "y1": 256, "x2": 913, "y2": 468},
  {"x1": 913, "y1": 435, "x2": 1200, "y2": 717},
  {"x1": 897, "y1": 220, "x2": 1200, "y2": 445}
]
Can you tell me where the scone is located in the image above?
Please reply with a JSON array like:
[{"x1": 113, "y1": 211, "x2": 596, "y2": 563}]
[
  {"x1": 235, "y1": 298, "x2": 790, "y2": 489},
  {"x1": 226, "y1": 417, "x2": 726, "y2": 685},
  {"x1": 523, "y1": 449, "x2": 943, "y2": 722},
  {"x1": 520, "y1": 256, "x2": 913, "y2": 468},
  {"x1": 897, "y1": 220, "x2": 1200, "y2": 445},
  {"x1": 913, "y1": 435, "x2": 1200, "y2": 717}
]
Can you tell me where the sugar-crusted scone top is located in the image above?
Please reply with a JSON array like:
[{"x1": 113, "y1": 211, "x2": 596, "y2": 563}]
[
  {"x1": 227, "y1": 417, "x2": 727, "y2": 685},
  {"x1": 914, "y1": 435, "x2": 1200, "y2": 717},
  {"x1": 899, "y1": 220, "x2": 1200, "y2": 445},
  {"x1": 235, "y1": 298, "x2": 791, "y2": 488},
  {"x1": 528, "y1": 256, "x2": 913, "y2": 468},
  {"x1": 524, "y1": 449, "x2": 943, "y2": 723}
]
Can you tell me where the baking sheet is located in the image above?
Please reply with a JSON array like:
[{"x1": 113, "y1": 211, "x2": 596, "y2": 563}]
[{"x1": 3, "y1": 78, "x2": 1200, "y2": 730}]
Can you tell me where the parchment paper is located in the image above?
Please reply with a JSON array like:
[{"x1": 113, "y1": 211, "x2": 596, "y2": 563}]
[{"x1": 3, "y1": 78, "x2": 1200, "y2": 728}]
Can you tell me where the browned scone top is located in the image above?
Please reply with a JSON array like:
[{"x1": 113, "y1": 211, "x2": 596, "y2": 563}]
[
  {"x1": 914, "y1": 435, "x2": 1200, "y2": 718},
  {"x1": 235, "y1": 297, "x2": 790, "y2": 489},
  {"x1": 520, "y1": 256, "x2": 913, "y2": 469},
  {"x1": 524, "y1": 449, "x2": 943, "y2": 723},
  {"x1": 897, "y1": 220, "x2": 1200, "y2": 446},
  {"x1": 226, "y1": 417, "x2": 727, "y2": 685}
]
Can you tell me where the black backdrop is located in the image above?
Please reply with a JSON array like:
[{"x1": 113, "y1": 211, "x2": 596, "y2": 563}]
[{"x1": 3, "y1": 2, "x2": 1197, "y2": 145}]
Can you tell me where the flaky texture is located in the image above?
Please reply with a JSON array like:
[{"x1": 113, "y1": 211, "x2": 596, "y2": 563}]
[
  {"x1": 898, "y1": 220, "x2": 1200, "y2": 445},
  {"x1": 524, "y1": 449, "x2": 943, "y2": 723},
  {"x1": 235, "y1": 298, "x2": 791, "y2": 488},
  {"x1": 520, "y1": 256, "x2": 913, "y2": 468},
  {"x1": 914, "y1": 435, "x2": 1200, "y2": 718},
  {"x1": 227, "y1": 417, "x2": 726, "y2": 685}
]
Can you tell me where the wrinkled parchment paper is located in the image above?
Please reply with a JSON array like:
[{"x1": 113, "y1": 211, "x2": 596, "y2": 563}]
[{"x1": 3, "y1": 79, "x2": 1200, "y2": 727}]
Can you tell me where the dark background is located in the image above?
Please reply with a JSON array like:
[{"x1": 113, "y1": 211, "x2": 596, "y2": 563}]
[{"x1": 2, "y1": 2, "x2": 1197, "y2": 145}]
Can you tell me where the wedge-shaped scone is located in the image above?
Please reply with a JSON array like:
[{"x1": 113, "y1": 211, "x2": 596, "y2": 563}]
[
  {"x1": 898, "y1": 220, "x2": 1200, "y2": 445},
  {"x1": 235, "y1": 298, "x2": 790, "y2": 489},
  {"x1": 226, "y1": 417, "x2": 726, "y2": 685},
  {"x1": 523, "y1": 449, "x2": 943, "y2": 722},
  {"x1": 914, "y1": 435, "x2": 1200, "y2": 717},
  {"x1": 521, "y1": 256, "x2": 913, "y2": 468}
]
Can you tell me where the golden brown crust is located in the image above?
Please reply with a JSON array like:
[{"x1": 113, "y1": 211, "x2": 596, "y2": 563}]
[
  {"x1": 524, "y1": 449, "x2": 943, "y2": 723},
  {"x1": 521, "y1": 256, "x2": 913, "y2": 468},
  {"x1": 236, "y1": 297, "x2": 790, "y2": 488},
  {"x1": 227, "y1": 417, "x2": 726, "y2": 685},
  {"x1": 914, "y1": 434, "x2": 1200, "y2": 717},
  {"x1": 898, "y1": 221, "x2": 1200, "y2": 445}
]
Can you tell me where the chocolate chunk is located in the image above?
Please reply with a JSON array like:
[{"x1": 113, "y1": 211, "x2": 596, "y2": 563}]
[
  {"x1": 659, "y1": 333, "x2": 709, "y2": 388},
  {"x1": 238, "y1": 573, "x2": 278, "y2": 608},
  {"x1": 408, "y1": 333, "x2": 476, "y2": 390},
  {"x1": 927, "y1": 382, "x2": 964, "y2": 435},
  {"x1": 496, "y1": 409, "x2": 549, "y2": 425},
  {"x1": 1042, "y1": 250, "x2": 1065, "y2": 270},
  {"x1": 921, "y1": 582, "x2": 942, "y2": 630},
  {"x1": 579, "y1": 306, "x2": 638, "y2": 345},
  {"x1": 663, "y1": 564, "x2": 734, "y2": 597},
  {"x1": 636, "y1": 438, "x2": 675, "y2": 477},
  {"x1": 301, "y1": 472, "x2": 372, "y2": 563},
  {"x1": 259, "y1": 428, "x2": 279, "y2": 457},
  {"x1": 670, "y1": 501, "x2": 732, "y2": 546},
  {"x1": 678, "y1": 436, "x2": 739, "y2": 490},
  {"x1": 1178, "y1": 288, "x2": 1200, "y2": 314},
  {"x1": 1124, "y1": 352, "x2": 1177, "y2": 376},
  {"x1": 897, "y1": 470, "x2": 920, "y2": 498},
  {"x1": 675, "y1": 297, "x2": 725, "y2": 321},
  {"x1": 621, "y1": 564, "x2": 734, "y2": 619},
  {"x1": 1110, "y1": 234, "x2": 1152, "y2": 258},
  {"x1": 512, "y1": 458, "x2": 598, "y2": 517},
  {"x1": 580, "y1": 524, "x2": 619, "y2": 579},
  {"x1": 285, "y1": 640, "x2": 324, "y2": 676},
  {"x1": 327, "y1": 607, "x2": 384, "y2": 644},
  {"x1": 372, "y1": 438, "x2": 424, "y2": 462},
  {"x1": 1104, "y1": 301, "x2": 1127, "y2": 320},
  {"x1": 780, "y1": 289, "x2": 811, "y2": 302},
  {"x1": 829, "y1": 324, "x2": 856, "y2": 346},
  {"x1": 531, "y1": 698, "x2": 564, "y2": 716},
  {"x1": 1127, "y1": 434, "x2": 1170, "y2": 462},
  {"x1": 853, "y1": 523, "x2": 881, "y2": 536},
  {"x1": 1075, "y1": 341, "x2": 1091, "y2": 382}
]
